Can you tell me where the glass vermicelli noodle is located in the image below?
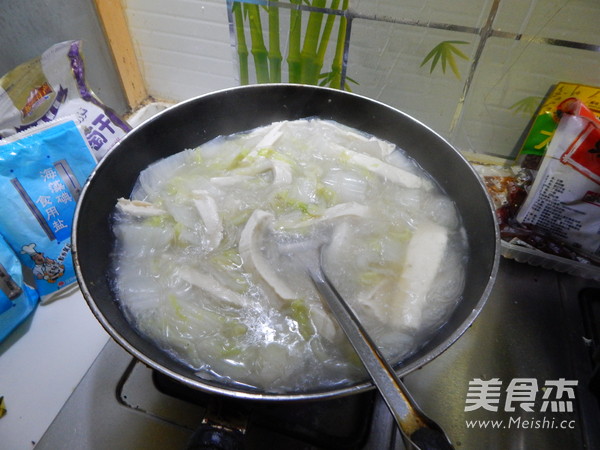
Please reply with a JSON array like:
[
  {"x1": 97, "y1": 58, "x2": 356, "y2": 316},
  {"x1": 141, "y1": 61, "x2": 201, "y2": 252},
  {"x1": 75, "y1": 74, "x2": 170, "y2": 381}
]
[{"x1": 111, "y1": 118, "x2": 468, "y2": 393}]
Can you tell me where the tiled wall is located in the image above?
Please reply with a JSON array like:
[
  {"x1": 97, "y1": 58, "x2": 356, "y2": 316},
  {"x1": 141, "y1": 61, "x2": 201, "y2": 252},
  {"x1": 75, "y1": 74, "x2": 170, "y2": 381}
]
[
  {"x1": 124, "y1": 0, "x2": 600, "y2": 159},
  {"x1": 124, "y1": 0, "x2": 236, "y2": 101}
]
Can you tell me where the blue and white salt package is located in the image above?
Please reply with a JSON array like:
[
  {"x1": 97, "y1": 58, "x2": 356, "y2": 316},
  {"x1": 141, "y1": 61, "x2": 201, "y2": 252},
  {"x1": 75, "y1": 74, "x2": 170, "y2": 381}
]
[
  {"x1": 0, "y1": 120, "x2": 96, "y2": 302},
  {"x1": 0, "y1": 233, "x2": 39, "y2": 343}
]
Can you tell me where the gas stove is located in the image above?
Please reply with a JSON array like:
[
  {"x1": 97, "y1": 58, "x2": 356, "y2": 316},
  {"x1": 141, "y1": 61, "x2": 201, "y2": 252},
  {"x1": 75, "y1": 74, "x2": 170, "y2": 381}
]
[{"x1": 36, "y1": 258, "x2": 600, "y2": 449}]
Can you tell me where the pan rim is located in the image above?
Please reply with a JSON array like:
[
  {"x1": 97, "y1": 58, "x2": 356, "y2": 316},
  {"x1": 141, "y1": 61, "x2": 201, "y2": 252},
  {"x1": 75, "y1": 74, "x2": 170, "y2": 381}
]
[{"x1": 72, "y1": 83, "x2": 500, "y2": 401}]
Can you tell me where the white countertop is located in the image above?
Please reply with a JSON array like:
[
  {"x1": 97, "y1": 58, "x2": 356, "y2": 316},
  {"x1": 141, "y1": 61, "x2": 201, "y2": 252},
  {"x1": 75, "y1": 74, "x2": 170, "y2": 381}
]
[{"x1": 0, "y1": 287, "x2": 109, "y2": 449}]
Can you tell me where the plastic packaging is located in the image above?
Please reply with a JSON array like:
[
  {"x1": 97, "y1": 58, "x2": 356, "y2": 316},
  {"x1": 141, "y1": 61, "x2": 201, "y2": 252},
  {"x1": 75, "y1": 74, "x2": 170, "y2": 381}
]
[
  {"x1": 0, "y1": 40, "x2": 130, "y2": 161},
  {"x1": 0, "y1": 233, "x2": 39, "y2": 343},
  {"x1": 469, "y1": 151, "x2": 600, "y2": 281},
  {"x1": 516, "y1": 99, "x2": 600, "y2": 263},
  {"x1": 501, "y1": 240, "x2": 600, "y2": 281},
  {"x1": 517, "y1": 82, "x2": 600, "y2": 170},
  {"x1": 0, "y1": 119, "x2": 97, "y2": 302}
]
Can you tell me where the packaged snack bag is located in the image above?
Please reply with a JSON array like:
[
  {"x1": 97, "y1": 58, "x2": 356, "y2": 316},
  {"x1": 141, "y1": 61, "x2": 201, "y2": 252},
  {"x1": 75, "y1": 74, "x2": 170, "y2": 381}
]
[
  {"x1": 516, "y1": 99, "x2": 600, "y2": 262},
  {"x1": 0, "y1": 233, "x2": 39, "y2": 343},
  {"x1": 0, "y1": 40, "x2": 130, "y2": 161},
  {"x1": 517, "y1": 82, "x2": 600, "y2": 164},
  {"x1": 0, "y1": 119, "x2": 97, "y2": 302}
]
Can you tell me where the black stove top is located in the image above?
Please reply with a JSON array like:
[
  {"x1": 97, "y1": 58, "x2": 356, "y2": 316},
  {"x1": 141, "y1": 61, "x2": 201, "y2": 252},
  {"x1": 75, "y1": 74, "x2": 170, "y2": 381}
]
[
  {"x1": 37, "y1": 259, "x2": 600, "y2": 449},
  {"x1": 152, "y1": 369, "x2": 376, "y2": 449}
]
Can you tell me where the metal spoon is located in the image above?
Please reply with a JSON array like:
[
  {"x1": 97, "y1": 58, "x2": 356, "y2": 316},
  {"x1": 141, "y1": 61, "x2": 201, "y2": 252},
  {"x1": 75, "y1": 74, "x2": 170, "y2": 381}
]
[{"x1": 307, "y1": 245, "x2": 454, "y2": 450}]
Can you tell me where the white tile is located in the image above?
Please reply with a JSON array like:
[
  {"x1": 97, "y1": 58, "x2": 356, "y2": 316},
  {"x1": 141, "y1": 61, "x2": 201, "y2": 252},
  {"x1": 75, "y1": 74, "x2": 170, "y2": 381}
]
[
  {"x1": 348, "y1": 19, "x2": 478, "y2": 138},
  {"x1": 124, "y1": 0, "x2": 237, "y2": 101},
  {"x1": 122, "y1": 0, "x2": 600, "y2": 155},
  {"x1": 142, "y1": 60, "x2": 237, "y2": 101},
  {"x1": 454, "y1": 36, "x2": 600, "y2": 158},
  {"x1": 133, "y1": 33, "x2": 232, "y2": 67},
  {"x1": 351, "y1": 0, "x2": 495, "y2": 29},
  {"x1": 494, "y1": 0, "x2": 600, "y2": 46},
  {"x1": 127, "y1": 0, "x2": 227, "y2": 21}
]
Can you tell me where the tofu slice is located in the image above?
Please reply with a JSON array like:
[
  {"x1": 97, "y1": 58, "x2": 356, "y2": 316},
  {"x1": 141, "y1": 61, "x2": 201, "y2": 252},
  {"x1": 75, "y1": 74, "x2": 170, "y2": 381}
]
[{"x1": 391, "y1": 221, "x2": 448, "y2": 330}]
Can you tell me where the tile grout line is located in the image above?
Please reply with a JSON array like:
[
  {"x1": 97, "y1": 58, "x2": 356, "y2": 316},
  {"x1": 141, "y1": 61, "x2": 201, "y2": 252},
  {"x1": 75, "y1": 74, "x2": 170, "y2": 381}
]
[{"x1": 449, "y1": 0, "x2": 501, "y2": 135}]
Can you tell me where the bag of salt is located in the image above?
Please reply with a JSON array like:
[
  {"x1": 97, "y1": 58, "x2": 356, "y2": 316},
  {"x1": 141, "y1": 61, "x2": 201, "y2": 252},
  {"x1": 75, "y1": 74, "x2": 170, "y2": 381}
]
[
  {"x1": 0, "y1": 119, "x2": 96, "y2": 302},
  {"x1": 0, "y1": 233, "x2": 39, "y2": 343}
]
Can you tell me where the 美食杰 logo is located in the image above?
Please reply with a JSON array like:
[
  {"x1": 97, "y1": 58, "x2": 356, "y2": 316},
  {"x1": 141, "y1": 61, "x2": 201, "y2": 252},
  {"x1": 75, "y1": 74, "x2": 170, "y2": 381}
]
[{"x1": 464, "y1": 378, "x2": 578, "y2": 430}]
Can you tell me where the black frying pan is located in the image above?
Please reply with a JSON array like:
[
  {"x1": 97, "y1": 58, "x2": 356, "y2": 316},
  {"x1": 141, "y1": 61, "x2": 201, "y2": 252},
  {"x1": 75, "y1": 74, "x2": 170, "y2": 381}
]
[{"x1": 73, "y1": 84, "x2": 499, "y2": 401}]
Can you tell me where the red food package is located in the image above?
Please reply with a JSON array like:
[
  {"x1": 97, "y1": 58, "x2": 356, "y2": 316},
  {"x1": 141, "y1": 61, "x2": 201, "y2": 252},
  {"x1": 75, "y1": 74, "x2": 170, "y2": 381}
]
[{"x1": 516, "y1": 99, "x2": 600, "y2": 262}]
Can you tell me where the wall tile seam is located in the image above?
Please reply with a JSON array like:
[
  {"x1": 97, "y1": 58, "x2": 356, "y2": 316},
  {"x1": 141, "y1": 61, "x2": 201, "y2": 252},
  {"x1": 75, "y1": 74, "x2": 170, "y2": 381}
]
[
  {"x1": 127, "y1": 9, "x2": 229, "y2": 26},
  {"x1": 227, "y1": 1, "x2": 600, "y2": 52},
  {"x1": 490, "y1": 31, "x2": 600, "y2": 52},
  {"x1": 129, "y1": 28, "x2": 232, "y2": 48},
  {"x1": 138, "y1": 53, "x2": 235, "y2": 69},
  {"x1": 448, "y1": 0, "x2": 501, "y2": 134},
  {"x1": 227, "y1": 0, "x2": 599, "y2": 95}
]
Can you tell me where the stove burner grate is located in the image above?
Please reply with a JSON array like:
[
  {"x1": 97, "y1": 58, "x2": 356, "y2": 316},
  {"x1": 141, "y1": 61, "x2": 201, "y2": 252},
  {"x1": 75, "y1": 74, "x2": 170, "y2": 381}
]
[{"x1": 152, "y1": 370, "x2": 377, "y2": 450}]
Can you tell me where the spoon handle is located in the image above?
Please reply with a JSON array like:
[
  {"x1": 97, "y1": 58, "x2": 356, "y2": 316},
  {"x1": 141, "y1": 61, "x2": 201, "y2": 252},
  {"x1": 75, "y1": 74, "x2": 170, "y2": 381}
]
[{"x1": 308, "y1": 266, "x2": 454, "y2": 450}]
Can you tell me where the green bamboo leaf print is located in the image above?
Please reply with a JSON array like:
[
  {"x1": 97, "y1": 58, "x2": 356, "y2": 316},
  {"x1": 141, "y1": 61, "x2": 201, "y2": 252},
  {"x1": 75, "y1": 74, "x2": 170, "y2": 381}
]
[
  {"x1": 231, "y1": 0, "x2": 354, "y2": 89},
  {"x1": 509, "y1": 96, "x2": 543, "y2": 115},
  {"x1": 421, "y1": 40, "x2": 470, "y2": 79},
  {"x1": 319, "y1": 71, "x2": 358, "y2": 91}
]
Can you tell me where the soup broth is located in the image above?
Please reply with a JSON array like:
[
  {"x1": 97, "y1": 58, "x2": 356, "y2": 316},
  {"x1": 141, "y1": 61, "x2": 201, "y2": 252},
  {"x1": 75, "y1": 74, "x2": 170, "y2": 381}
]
[{"x1": 111, "y1": 119, "x2": 467, "y2": 393}]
